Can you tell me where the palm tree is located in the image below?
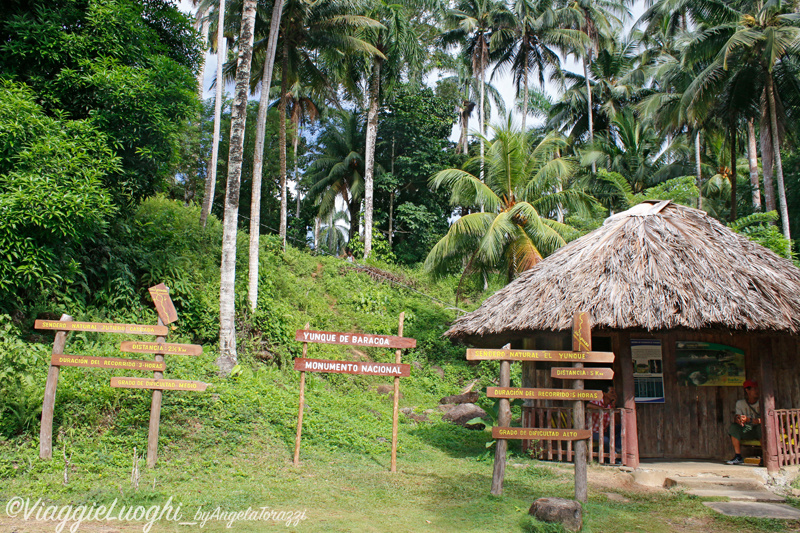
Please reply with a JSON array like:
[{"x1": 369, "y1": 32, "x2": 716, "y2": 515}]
[
  {"x1": 681, "y1": 0, "x2": 800, "y2": 241},
  {"x1": 442, "y1": 0, "x2": 514, "y2": 176},
  {"x1": 492, "y1": 0, "x2": 581, "y2": 132},
  {"x1": 582, "y1": 109, "x2": 689, "y2": 193},
  {"x1": 424, "y1": 119, "x2": 593, "y2": 289},
  {"x1": 319, "y1": 208, "x2": 351, "y2": 256},
  {"x1": 306, "y1": 110, "x2": 369, "y2": 243},
  {"x1": 200, "y1": 0, "x2": 228, "y2": 228},
  {"x1": 560, "y1": 0, "x2": 629, "y2": 173},
  {"x1": 218, "y1": 0, "x2": 258, "y2": 374}
]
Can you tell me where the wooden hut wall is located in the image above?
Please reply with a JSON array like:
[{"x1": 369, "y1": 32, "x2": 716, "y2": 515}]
[
  {"x1": 632, "y1": 331, "x2": 753, "y2": 459},
  {"x1": 769, "y1": 335, "x2": 800, "y2": 410}
]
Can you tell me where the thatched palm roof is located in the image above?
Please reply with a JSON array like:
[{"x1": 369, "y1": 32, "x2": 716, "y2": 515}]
[{"x1": 446, "y1": 201, "x2": 800, "y2": 341}]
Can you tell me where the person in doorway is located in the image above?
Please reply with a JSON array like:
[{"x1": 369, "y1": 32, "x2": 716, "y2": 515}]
[
  {"x1": 587, "y1": 385, "x2": 621, "y2": 459},
  {"x1": 726, "y1": 380, "x2": 761, "y2": 465}
]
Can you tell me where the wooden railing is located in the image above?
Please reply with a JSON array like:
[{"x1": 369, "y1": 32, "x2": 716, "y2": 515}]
[
  {"x1": 522, "y1": 406, "x2": 630, "y2": 466},
  {"x1": 774, "y1": 409, "x2": 800, "y2": 467}
]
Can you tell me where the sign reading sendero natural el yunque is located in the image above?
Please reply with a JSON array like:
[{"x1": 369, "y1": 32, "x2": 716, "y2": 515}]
[
  {"x1": 478, "y1": 312, "x2": 615, "y2": 504},
  {"x1": 35, "y1": 284, "x2": 206, "y2": 467},
  {"x1": 292, "y1": 316, "x2": 416, "y2": 473}
]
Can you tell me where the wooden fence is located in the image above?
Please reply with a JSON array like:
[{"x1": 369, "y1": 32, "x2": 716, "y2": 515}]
[
  {"x1": 775, "y1": 408, "x2": 800, "y2": 467},
  {"x1": 522, "y1": 406, "x2": 630, "y2": 466}
]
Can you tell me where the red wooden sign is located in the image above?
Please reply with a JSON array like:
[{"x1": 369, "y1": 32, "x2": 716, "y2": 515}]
[
  {"x1": 148, "y1": 283, "x2": 178, "y2": 325},
  {"x1": 119, "y1": 341, "x2": 202, "y2": 356},
  {"x1": 487, "y1": 386, "x2": 602, "y2": 401},
  {"x1": 294, "y1": 358, "x2": 411, "y2": 377},
  {"x1": 110, "y1": 377, "x2": 208, "y2": 391},
  {"x1": 466, "y1": 348, "x2": 614, "y2": 363},
  {"x1": 52, "y1": 354, "x2": 165, "y2": 372},
  {"x1": 295, "y1": 329, "x2": 416, "y2": 349},
  {"x1": 35, "y1": 320, "x2": 168, "y2": 336},
  {"x1": 492, "y1": 427, "x2": 591, "y2": 441},
  {"x1": 551, "y1": 367, "x2": 614, "y2": 380}
]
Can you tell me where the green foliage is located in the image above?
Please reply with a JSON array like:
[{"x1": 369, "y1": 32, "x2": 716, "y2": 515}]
[
  {"x1": 632, "y1": 176, "x2": 699, "y2": 207},
  {"x1": 0, "y1": 317, "x2": 50, "y2": 437},
  {"x1": 729, "y1": 212, "x2": 793, "y2": 259},
  {"x1": 0, "y1": 0, "x2": 202, "y2": 207},
  {"x1": 349, "y1": 226, "x2": 397, "y2": 264},
  {"x1": 0, "y1": 81, "x2": 118, "y2": 310}
]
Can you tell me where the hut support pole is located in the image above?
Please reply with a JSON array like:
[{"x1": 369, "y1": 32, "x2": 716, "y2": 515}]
[
  {"x1": 490, "y1": 344, "x2": 512, "y2": 495},
  {"x1": 616, "y1": 331, "x2": 639, "y2": 469},
  {"x1": 572, "y1": 313, "x2": 591, "y2": 503},
  {"x1": 760, "y1": 340, "x2": 779, "y2": 473}
]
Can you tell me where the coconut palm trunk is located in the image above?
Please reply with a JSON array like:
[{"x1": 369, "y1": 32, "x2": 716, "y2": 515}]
[
  {"x1": 294, "y1": 119, "x2": 301, "y2": 218},
  {"x1": 522, "y1": 38, "x2": 529, "y2": 133},
  {"x1": 218, "y1": 0, "x2": 258, "y2": 375},
  {"x1": 248, "y1": 0, "x2": 284, "y2": 312},
  {"x1": 695, "y1": 130, "x2": 702, "y2": 209},
  {"x1": 278, "y1": 39, "x2": 289, "y2": 250},
  {"x1": 729, "y1": 122, "x2": 737, "y2": 221},
  {"x1": 195, "y1": 7, "x2": 210, "y2": 97},
  {"x1": 363, "y1": 57, "x2": 382, "y2": 259},
  {"x1": 584, "y1": 47, "x2": 595, "y2": 174},
  {"x1": 759, "y1": 122, "x2": 776, "y2": 213},
  {"x1": 746, "y1": 118, "x2": 761, "y2": 210},
  {"x1": 765, "y1": 74, "x2": 791, "y2": 243},
  {"x1": 200, "y1": 0, "x2": 227, "y2": 228}
]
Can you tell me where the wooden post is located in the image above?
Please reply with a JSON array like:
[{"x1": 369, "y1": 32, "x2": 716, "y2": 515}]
[
  {"x1": 490, "y1": 343, "x2": 512, "y2": 496},
  {"x1": 39, "y1": 314, "x2": 73, "y2": 460},
  {"x1": 293, "y1": 322, "x2": 310, "y2": 466},
  {"x1": 146, "y1": 318, "x2": 166, "y2": 468},
  {"x1": 616, "y1": 331, "x2": 639, "y2": 469},
  {"x1": 390, "y1": 312, "x2": 405, "y2": 473},
  {"x1": 572, "y1": 312, "x2": 590, "y2": 503},
  {"x1": 760, "y1": 340, "x2": 779, "y2": 473}
]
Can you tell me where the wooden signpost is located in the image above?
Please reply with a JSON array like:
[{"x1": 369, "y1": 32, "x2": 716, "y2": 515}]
[
  {"x1": 35, "y1": 284, "x2": 206, "y2": 467},
  {"x1": 34, "y1": 320, "x2": 168, "y2": 336},
  {"x1": 51, "y1": 354, "x2": 165, "y2": 372},
  {"x1": 111, "y1": 377, "x2": 208, "y2": 391},
  {"x1": 488, "y1": 387, "x2": 602, "y2": 401},
  {"x1": 482, "y1": 311, "x2": 615, "y2": 502},
  {"x1": 492, "y1": 428, "x2": 591, "y2": 440},
  {"x1": 293, "y1": 315, "x2": 416, "y2": 472}
]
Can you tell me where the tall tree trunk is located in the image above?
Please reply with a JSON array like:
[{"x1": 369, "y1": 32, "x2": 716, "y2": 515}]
[
  {"x1": 294, "y1": 120, "x2": 301, "y2": 218},
  {"x1": 584, "y1": 47, "x2": 595, "y2": 174},
  {"x1": 729, "y1": 121, "x2": 737, "y2": 222},
  {"x1": 522, "y1": 36, "x2": 529, "y2": 133},
  {"x1": 218, "y1": 0, "x2": 258, "y2": 375},
  {"x1": 363, "y1": 57, "x2": 382, "y2": 259},
  {"x1": 313, "y1": 216, "x2": 320, "y2": 252},
  {"x1": 278, "y1": 39, "x2": 289, "y2": 250},
  {"x1": 195, "y1": 7, "x2": 210, "y2": 97},
  {"x1": 200, "y1": 0, "x2": 227, "y2": 228},
  {"x1": 461, "y1": 107, "x2": 470, "y2": 155},
  {"x1": 479, "y1": 59, "x2": 485, "y2": 181},
  {"x1": 348, "y1": 197, "x2": 360, "y2": 243},
  {"x1": 766, "y1": 75, "x2": 791, "y2": 244},
  {"x1": 747, "y1": 117, "x2": 762, "y2": 210},
  {"x1": 760, "y1": 106, "x2": 777, "y2": 213},
  {"x1": 695, "y1": 129, "x2": 702, "y2": 210},
  {"x1": 248, "y1": 0, "x2": 284, "y2": 312},
  {"x1": 389, "y1": 136, "x2": 395, "y2": 248}
]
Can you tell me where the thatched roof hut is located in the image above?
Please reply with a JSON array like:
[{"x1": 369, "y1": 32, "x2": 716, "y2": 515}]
[
  {"x1": 446, "y1": 200, "x2": 800, "y2": 343},
  {"x1": 446, "y1": 201, "x2": 800, "y2": 471}
]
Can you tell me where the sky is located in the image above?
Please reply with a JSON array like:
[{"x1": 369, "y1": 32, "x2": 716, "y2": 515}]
[{"x1": 178, "y1": 0, "x2": 648, "y2": 137}]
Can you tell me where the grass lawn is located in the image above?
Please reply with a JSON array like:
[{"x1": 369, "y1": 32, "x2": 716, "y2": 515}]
[{"x1": 2, "y1": 416, "x2": 798, "y2": 533}]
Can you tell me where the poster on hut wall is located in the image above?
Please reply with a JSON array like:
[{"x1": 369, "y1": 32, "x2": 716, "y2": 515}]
[
  {"x1": 675, "y1": 341, "x2": 745, "y2": 387},
  {"x1": 632, "y1": 339, "x2": 665, "y2": 403}
]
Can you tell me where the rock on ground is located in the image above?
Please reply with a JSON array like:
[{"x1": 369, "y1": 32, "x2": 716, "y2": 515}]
[
  {"x1": 529, "y1": 497, "x2": 583, "y2": 532},
  {"x1": 441, "y1": 403, "x2": 489, "y2": 429}
]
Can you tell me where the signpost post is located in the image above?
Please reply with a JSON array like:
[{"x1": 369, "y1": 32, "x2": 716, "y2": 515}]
[
  {"x1": 292, "y1": 317, "x2": 416, "y2": 471},
  {"x1": 472, "y1": 312, "x2": 614, "y2": 498},
  {"x1": 35, "y1": 283, "x2": 205, "y2": 466}
]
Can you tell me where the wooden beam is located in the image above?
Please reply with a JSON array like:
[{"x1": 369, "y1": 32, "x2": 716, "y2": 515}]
[
  {"x1": 572, "y1": 312, "x2": 590, "y2": 503},
  {"x1": 615, "y1": 331, "x2": 639, "y2": 469},
  {"x1": 39, "y1": 314, "x2": 72, "y2": 460},
  {"x1": 760, "y1": 338, "x2": 779, "y2": 473},
  {"x1": 146, "y1": 318, "x2": 166, "y2": 468},
  {"x1": 490, "y1": 344, "x2": 512, "y2": 496}
]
